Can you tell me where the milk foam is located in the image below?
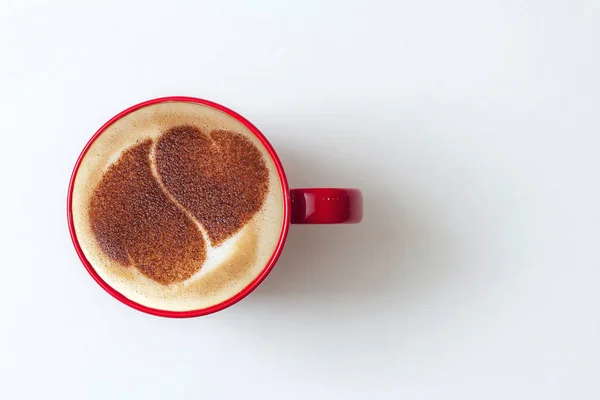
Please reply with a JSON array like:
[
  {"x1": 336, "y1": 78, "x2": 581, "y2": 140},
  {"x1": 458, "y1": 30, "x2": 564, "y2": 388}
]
[{"x1": 71, "y1": 101, "x2": 285, "y2": 311}]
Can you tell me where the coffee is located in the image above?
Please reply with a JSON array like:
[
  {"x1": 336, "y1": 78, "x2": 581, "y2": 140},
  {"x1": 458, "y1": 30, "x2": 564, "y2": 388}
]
[{"x1": 71, "y1": 101, "x2": 285, "y2": 311}]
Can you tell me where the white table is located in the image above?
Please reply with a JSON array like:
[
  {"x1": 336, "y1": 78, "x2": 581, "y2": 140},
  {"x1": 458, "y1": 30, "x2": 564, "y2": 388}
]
[{"x1": 1, "y1": 1, "x2": 598, "y2": 399}]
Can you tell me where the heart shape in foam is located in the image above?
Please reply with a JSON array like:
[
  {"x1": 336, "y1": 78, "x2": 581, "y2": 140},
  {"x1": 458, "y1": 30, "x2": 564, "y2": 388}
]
[{"x1": 88, "y1": 126, "x2": 269, "y2": 285}]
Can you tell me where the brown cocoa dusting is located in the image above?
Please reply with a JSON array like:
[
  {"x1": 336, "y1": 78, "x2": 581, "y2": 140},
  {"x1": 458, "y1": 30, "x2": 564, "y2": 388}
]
[
  {"x1": 88, "y1": 140, "x2": 206, "y2": 284},
  {"x1": 155, "y1": 125, "x2": 269, "y2": 246}
]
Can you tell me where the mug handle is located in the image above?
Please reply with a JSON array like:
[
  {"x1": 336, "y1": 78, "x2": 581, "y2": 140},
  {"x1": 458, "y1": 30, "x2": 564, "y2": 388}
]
[{"x1": 290, "y1": 188, "x2": 363, "y2": 224}]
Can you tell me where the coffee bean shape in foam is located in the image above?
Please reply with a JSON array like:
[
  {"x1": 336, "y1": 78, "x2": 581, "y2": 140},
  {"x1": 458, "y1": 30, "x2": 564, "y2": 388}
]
[
  {"x1": 88, "y1": 126, "x2": 269, "y2": 286},
  {"x1": 89, "y1": 140, "x2": 207, "y2": 285},
  {"x1": 155, "y1": 125, "x2": 269, "y2": 246}
]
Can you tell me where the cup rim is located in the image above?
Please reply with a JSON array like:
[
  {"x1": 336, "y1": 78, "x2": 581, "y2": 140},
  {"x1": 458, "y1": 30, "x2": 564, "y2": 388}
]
[{"x1": 67, "y1": 96, "x2": 291, "y2": 318}]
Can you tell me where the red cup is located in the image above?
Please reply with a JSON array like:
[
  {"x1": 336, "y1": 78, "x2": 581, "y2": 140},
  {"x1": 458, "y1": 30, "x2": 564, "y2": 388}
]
[{"x1": 67, "y1": 96, "x2": 363, "y2": 318}]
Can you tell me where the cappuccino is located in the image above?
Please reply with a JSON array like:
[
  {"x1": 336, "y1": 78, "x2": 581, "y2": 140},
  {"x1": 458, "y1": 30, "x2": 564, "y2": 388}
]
[{"x1": 71, "y1": 101, "x2": 285, "y2": 311}]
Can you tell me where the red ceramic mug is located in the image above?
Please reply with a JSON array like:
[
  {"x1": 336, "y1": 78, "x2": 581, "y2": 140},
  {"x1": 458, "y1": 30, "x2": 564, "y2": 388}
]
[{"x1": 67, "y1": 96, "x2": 362, "y2": 317}]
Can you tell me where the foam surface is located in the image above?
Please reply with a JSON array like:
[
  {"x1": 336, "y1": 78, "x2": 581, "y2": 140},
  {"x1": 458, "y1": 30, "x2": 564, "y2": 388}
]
[{"x1": 71, "y1": 101, "x2": 285, "y2": 311}]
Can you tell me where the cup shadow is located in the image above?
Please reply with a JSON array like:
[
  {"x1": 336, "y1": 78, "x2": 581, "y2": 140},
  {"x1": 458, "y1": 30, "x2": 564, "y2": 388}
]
[{"x1": 246, "y1": 143, "x2": 459, "y2": 310}]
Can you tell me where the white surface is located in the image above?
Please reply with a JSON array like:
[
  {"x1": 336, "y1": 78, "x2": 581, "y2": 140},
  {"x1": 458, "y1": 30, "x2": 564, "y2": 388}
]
[{"x1": 1, "y1": 1, "x2": 599, "y2": 399}]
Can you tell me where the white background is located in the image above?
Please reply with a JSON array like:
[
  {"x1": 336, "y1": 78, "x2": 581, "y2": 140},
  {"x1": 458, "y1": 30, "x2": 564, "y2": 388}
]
[{"x1": 1, "y1": 0, "x2": 599, "y2": 398}]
